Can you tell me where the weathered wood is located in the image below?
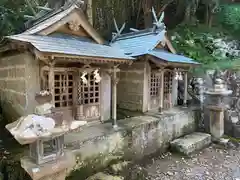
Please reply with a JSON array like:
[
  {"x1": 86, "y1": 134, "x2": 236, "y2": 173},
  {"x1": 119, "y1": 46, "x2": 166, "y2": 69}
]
[
  {"x1": 111, "y1": 65, "x2": 119, "y2": 127},
  {"x1": 159, "y1": 68, "x2": 164, "y2": 112},
  {"x1": 37, "y1": 9, "x2": 105, "y2": 44},
  {"x1": 112, "y1": 18, "x2": 126, "y2": 42},
  {"x1": 36, "y1": 6, "x2": 52, "y2": 11},
  {"x1": 48, "y1": 61, "x2": 55, "y2": 104},
  {"x1": 183, "y1": 72, "x2": 188, "y2": 106},
  {"x1": 164, "y1": 35, "x2": 177, "y2": 54},
  {"x1": 130, "y1": 28, "x2": 140, "y2": 32},
  {"x1": 25, "y1": 0, "x2": 37, "y2": 15},
  {"x1": 55, "y1": 24, "x2": 89, "y2": 37},
  {"x1": 45, "y1": 54, "x2": 131, "y2": 64},
  {"x1": 24, "y1": 15, "x2": 35, "y2": 20}
]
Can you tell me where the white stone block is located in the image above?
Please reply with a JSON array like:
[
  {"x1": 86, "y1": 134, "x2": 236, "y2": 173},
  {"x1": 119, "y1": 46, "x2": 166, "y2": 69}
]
[{"x1": 170, "y1": 132, "x2": 211, "y2": 155}]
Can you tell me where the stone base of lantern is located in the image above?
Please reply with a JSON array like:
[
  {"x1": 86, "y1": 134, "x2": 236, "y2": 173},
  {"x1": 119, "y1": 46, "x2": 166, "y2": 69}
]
[
  {"x1": 208, "y1": 105, "x2": 225, "y2": 141},
  {"x1": 20, "y1": 151, "x2": 75, "y2": 180}
]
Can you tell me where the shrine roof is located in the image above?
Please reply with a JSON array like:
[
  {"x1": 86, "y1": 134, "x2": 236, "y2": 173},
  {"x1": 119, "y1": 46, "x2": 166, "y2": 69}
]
[
  {"x1": 110, "y1": 28, "x2": 166, "y2": 56},
  {"x1": 148, "y1": 49, "x2": 200, "y2": 65},
  {"x1": 24, "y1": 4, "x2": 78, "y2": 35},
  {"x1": 7, "y1": 34, "x2": 134, "y2": 60}
]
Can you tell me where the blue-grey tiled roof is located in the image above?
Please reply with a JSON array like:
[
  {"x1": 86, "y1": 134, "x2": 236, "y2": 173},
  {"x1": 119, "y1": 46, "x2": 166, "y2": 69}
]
[
  {"x1": 7, "y1": 34, "x2": 134, "y2": 60},
  {"x1": 110, "y1": 29, "x2": 166, "y2": 57},
  {"x1": 148, "y1": 49, "x2": 200, "y2": 65}
]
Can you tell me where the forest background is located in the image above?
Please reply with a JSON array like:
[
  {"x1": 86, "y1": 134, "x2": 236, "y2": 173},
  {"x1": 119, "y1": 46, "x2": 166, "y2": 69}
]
[{"x1": 0, "y1": 0, "x2": 240, "y2": 73}]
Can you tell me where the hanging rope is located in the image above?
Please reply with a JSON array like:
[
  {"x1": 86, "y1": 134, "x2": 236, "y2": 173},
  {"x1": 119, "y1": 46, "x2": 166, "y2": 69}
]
[{"x1": 60, "y1": 70, "x2": 68, "y2": 102}]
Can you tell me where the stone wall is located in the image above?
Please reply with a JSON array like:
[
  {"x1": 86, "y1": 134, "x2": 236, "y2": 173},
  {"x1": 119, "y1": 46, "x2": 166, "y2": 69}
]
[
  {"x1": 0, "y1": 52, "x2": 40, "y2": 123},
  {"x1": 66, "y1": 108, "x2": 196, "y2": 164},
  {"x1": 117, "y1": 61, "x2": 145, "y2": 111}
]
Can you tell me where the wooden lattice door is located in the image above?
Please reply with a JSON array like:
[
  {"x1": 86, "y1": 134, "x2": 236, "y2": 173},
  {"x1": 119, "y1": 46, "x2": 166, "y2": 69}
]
[
  {"x1": 41, "y1": 70, "x2": 74, "y2": 121},
  {"x1": 77, "y1": 72, "x2": 100, "y2": 121},
  {"x1": 163, "y1": 71, "x2": 173, "y2": 110},
  {"x1": 53, "y1": 71, "x2": 74, "y2": 120},
  {"x1": 149, "y1": 71, "x2": 161, "y2": 110}
]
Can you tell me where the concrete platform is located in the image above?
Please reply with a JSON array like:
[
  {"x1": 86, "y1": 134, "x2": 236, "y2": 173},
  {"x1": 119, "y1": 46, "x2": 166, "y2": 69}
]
[
  {"x1": 64, "y1": 107, "x2": 197, "y2": 162},
  {"x1": 170, "y1": 132, "x2": 211, "y2": 155}
]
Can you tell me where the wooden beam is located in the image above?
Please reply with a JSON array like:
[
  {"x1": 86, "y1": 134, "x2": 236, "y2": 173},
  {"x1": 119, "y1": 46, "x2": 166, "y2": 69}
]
[
  {"x1": 183, "y1": 72, "x2": 188, "y2": 107},
  {"x1": 48, "y1": 60, "x2": 56, "y2": 104},
  {"x1": 164, "y1": 34, "x2": 177, "y2": 54},
  {"x1": 111, "y1": 65, "x2": 119, "y2": 128},
  {"x1": 130, "y1": 28, "x2": 139, "y2": 32},
  {"x1": 159, "y1": 67, "x2": 164, "y2": 113},
  {"x1": 24, "y1": 15, "x2": 35, "y2": 20},
  {"x1": 43, "y1": 53, "x2": 132, "y2": 65},
  {"x1": 36, "y1": 6, "x2": 52, "y2": 11},
  {"x1": 25, "y1": 0, "x2": 37, "y2": 15}
]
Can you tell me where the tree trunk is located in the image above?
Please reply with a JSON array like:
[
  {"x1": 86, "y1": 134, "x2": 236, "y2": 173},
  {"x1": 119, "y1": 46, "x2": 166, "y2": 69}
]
[
  {"x1": 208, "y1": 12, "x2": 213, "y2": 27},
  {"x1": 205, "y1": 5, "x2": 209, "y2": 25},
  {"x1": 184, "y1": 4, "x2": 191, "y2": 23},
  {"x1": 142, "y1": 0, "x2": 153, "y2": 28}
]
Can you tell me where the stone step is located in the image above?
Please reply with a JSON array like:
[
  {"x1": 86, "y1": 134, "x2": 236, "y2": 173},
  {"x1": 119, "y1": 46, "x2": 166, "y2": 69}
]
[{"x1": 170, "y1": 132, "x2": 211, "y2": 155}]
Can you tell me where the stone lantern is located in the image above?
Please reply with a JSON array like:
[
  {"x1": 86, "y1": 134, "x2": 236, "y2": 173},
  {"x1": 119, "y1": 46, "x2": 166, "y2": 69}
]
[
  {"x1": 5, "y1": 91, "x2": 87, "y2": 180},
  {"x1": 204, "y1": 78, "x2": 232, "y2": 141},
  {"x1": 30, "y1": 91, "x2": 65, "y2": 165}
]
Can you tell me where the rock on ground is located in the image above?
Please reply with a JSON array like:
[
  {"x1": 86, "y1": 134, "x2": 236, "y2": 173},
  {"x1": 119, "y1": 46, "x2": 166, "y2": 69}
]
[
  {"x1": 86, "y1": 172, "x2": 123, "y2": 180},
  {"x1": 170, "y1": 132, "x2": 211, "y2": 155},
  {"x1": 110, "y1": 161, "x2": 131, "y2": 174}
]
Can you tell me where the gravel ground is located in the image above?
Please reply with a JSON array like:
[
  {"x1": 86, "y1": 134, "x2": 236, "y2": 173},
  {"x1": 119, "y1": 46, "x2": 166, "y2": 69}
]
[{"x1": 146, "y1": 143, "x2": 240, "y2": 180}]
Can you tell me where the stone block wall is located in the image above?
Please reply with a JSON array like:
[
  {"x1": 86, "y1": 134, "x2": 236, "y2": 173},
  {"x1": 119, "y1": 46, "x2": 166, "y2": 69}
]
[
  {"x1": 66, "y1": 109, "x2": 196, "y2": 165},
  {"x1": 117, "y1": 61, "x2": 145, "y2": 111},
  {"x1": 0, "y1": 52, "x2": 40, "y2": 123}
]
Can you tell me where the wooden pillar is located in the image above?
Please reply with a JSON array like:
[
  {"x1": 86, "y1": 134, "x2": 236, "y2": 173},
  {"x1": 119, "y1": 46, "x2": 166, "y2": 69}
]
[
  {"x1": 159, "y1": 68, "x2": 164, "y2": 113},
  {"x1": 183, "y1": 72, "x2": 188, "y2": 106},
  {"x1": 172, "y1": 68, "x2": 178, "y2": 106},
  {"x1": 112, "y1": 66, "x2": 118, "y2": 128},
  {"x1": 48, "y1": 61, "x2": 55, "y2": 104}
]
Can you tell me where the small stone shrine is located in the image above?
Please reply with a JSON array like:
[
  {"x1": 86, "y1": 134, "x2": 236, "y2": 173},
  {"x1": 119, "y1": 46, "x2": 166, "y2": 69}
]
[
  {"x1": 5, "y1": 91, "x2": 87, "y2": 180},
  {"x1": 204, "y1": 78, "x2": 232, "y2": 141}
]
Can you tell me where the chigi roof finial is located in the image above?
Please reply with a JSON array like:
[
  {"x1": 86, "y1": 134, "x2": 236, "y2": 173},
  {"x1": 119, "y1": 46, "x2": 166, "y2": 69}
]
[
  {"x1": 152, "y1": 7, "x2": 165, "y2": 32},
  {"x1": 111, "y1": 18, "x2": 126, "y2": 42}
]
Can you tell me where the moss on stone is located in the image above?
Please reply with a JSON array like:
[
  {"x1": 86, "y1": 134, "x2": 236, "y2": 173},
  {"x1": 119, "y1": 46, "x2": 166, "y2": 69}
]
[
  {"x1": 86, "y1": 172, "x2": 124, "y2": 180},
  {"x1": 223, "y1": 135, "x2": 240, "y2": 142},
  {"x1": 67, "y1": 154, "x2": 124, "y2": 180}
]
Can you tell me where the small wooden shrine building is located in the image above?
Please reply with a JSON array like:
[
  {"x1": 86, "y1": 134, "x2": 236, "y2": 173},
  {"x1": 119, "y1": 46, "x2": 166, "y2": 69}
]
[
  {"x1": 110, "y1": 12, "x2": 200, "y2": 113},
  {"x1": 0, "y1": 3, "x2": 133, "y2": 124}
]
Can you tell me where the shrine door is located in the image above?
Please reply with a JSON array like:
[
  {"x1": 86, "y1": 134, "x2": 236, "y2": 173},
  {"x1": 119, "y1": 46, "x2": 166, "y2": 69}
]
[
  {"x1": 163, "y1": 71, "x2": 173, "y2": 110},
  {"x1": 43, "y1": 69, "x2": 101, "y2": 121},
  {"x1": 149, "y1": 71, "x2": 161, "y2": 110}
]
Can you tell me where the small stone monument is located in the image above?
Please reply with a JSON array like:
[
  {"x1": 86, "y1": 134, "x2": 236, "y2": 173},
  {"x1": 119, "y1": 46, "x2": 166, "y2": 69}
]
[
  {"x1": 204, "y1": 78, "x2": 232, "y2": 141},
  {"x1": 5, "y1": 91, "x2": 87, "y2": 180}
]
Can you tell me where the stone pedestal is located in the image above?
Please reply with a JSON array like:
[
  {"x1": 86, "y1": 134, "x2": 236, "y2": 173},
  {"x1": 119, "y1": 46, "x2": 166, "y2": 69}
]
[
  {"x1": 21, "y1": 151, "x2": 75, "y2": 180},
  {"x1": 208, "y1": 106, "x2": 225, "y2": 140}
]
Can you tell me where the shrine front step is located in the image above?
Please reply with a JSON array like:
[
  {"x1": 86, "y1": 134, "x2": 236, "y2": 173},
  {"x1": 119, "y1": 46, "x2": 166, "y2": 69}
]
[{"x1": 170, "y1": 132, "x2": 211, "y2": 156}]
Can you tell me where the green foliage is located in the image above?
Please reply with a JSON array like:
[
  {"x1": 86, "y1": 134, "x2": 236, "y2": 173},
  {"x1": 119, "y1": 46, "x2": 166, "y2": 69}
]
[
  {"x1": 170, "y1": 24, "x2": 238, "y2": 74},
  {"x1": 217, "y1": 4, "x2": 240, "y2": 34},
  {"x1": 0, "y1": 0, "x2": 32, "y2": 41}
]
